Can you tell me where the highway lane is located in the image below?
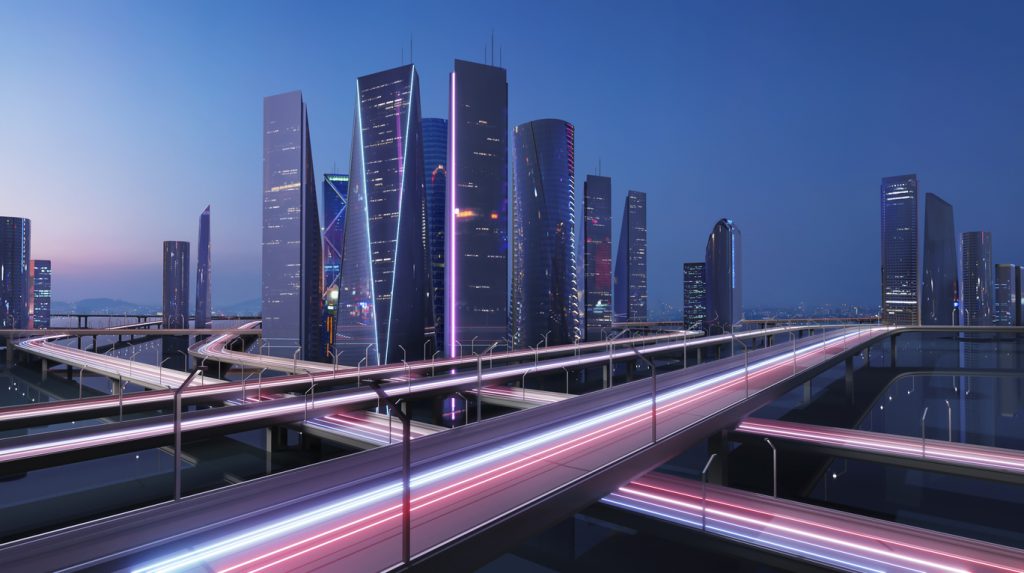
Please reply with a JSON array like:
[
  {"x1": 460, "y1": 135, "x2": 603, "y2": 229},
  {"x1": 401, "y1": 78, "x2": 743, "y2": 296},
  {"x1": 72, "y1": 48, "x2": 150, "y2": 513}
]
[
  {"x1": 0, "y1": 324, "x2": 840, "y2": 430},
  {"x1": 602, "y1": 472, "x2": 1024, "y2": 573},
  {"x1": 735, "y1": 417, "x2": 1024, "y2": 480},
  {"x1": 0, "y1": 328, "x2": 886, "y2": 571},
  {"x1": 0, "y1": 328, "x2": 883, "y2": 469},
  {"x1": 16, "y1": 334, "x2": 228, "y2": 390}
]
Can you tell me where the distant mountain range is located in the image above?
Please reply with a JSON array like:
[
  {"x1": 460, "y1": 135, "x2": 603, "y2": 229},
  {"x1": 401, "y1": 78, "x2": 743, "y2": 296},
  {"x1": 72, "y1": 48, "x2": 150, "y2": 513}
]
[{"x1": 51, "y1": 297, "x2": 261, "y2": 316}]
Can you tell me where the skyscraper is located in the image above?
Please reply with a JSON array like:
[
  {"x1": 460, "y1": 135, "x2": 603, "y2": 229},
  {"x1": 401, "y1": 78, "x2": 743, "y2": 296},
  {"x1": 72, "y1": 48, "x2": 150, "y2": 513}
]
[
  {"x1": 1017, "y1": 266, "x2": 1023, "y2": 327},
  {"x1": 583, "y1": 175, "x2": 612, "y2": 341},
  {"x1": 921, "y1": 193, "x2": 957, "y2": 325},
  {"x1": 195, "y1": 206, "x2": 211, "y2": 329},
  {"x1": 262, "y1": 90, "x2": 323, "y2": 360},
  {"x1": 163, "y1": 241, "x2": 190, "y2": 329},
  {"x1": 880, "y1": 174, "x2": 920, "y2": 325},
  {"x1": 338, "y1": 64, "x2": 428, "y2": 365},
  {"x1": 29, "y1": 259, "x2": 50, "y2": 329},
  {"x1": 705, "y1": 219, "x2": 742, "y2": 330},
  {"x1": 961, "y1": 231, "x2": 993, "y2": 326},
  {"x1": 683, "y1": 262, "x2": 707, "y2": 327},
  {"x1": 994, "y1": 264, "x2": 1017, "y2": 326},
  {"x1": 322, "y1": 174, "x2": 349, "y2": 293},
  {"x1": 421, "y1": 117, "x2": 447, "y2": 349},
  {"x1": 613, "y1": 191, "x2": 647, "y2": 323},
  {"x1": 0, "y1": 217, "x2": 30, "y2": 329},
  {"x1": 446, "y1": 59, "x2": 508, "y2": 356},
  {"x1": 511, "y1": 119, "x2": 580, "y2": 348}
]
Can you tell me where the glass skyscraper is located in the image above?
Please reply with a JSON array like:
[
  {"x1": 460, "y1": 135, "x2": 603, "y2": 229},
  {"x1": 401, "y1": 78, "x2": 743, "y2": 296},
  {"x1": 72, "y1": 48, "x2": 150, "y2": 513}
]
[
  {"x1": 921, "y1": 193, "x2": 957, "y2": 325},
  {"x1": 195, "y1": 206, "x2": 211, "y2": 329},
  {"x1": 583, "y1": 175, "x2": 612, "y2": 341},
  {"x1": 705, "y1": 219, "x2": 742, "y2": 331},
  {"x1": 880, "y1": 174, "x2": 920, "y2": 325},
  {"x1": 322, "y1": 174, "x2": 348, "y2": 293},
  {"x1": 994, "y1": 263, "x2": 1017, "y2": 326},
  {"x1": 0, "y1": 217, "x2": 31, "y2": 329},
  {"x1": 683, "y1": 262, "x2": 707, "y2": 327},
  {"x1": 421, "y1": 117, "x2": 447, "y2": 350},
  {"x1": 613, "y1": 191, "x2": 647, "y2": 323},
  {"x1": 29, "y1": 259, "x2": 50, "y2": 329},
  {"x1": 338, "y1": 64, "x2": 428, "y2": 365},
  {"x1": 446, "y1": 59, "x2": 508, "y2": 356},
  {"x1": 163, "y1": 241, "x2": 190, "y2": 329},
  {"x1": 262, "y1": 90, "x2": 323, "y2": 360},
  {"x1": 511, "y1": 119, "x2": 580, "y2": 348},
  {"x1": 961, "y1": 231, "x2": 993, "y2": 326}
]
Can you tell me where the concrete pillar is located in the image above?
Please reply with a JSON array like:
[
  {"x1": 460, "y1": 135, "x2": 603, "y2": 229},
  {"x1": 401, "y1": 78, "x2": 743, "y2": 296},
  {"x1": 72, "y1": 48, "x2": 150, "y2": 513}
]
[
  {"x1": 890, "y1": 335, "x2": 897, "y2": 368},
  {"x1": 626, "y1": 360, "x2": 635, "y2": 383},
  {"x1": 707, "y1": 431, "x2": 729, "y2": 485},
  {"x1": 845, "y1": 356, "x2": 854, "y2": 402},
  {"x1": 5, "y1": 340, "x2": 12, "y2": 367},
  {"x1": 803, "y1": 380, "x2": 812, "y2": 404},
  {"x1": 265, "y1": 428, "x2": 274, "y2": 475},
  {"x1": 40, "y1": 359, "x2": 48, "y2": 381}
]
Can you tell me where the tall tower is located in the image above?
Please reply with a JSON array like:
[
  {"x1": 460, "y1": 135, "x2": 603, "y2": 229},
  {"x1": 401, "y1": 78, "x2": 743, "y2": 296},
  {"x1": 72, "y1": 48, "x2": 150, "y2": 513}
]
[
  {"x1": 880, "y1": 174, "x2": 919, "y2": 325},
  {"x1": 338, "y1": 64, "x2": 428, "y2": 365},
  {"x1": 705, "y1": 219, "x2": 742, "y2": 330},
  {"x1": 0, "y1": 217, "x2": 31, "y2": 329},
  {"x1": 921, "y1": 193, "x2": 957, "y2": 325},
  {"x1": 583, "y1": 175, "x2": 612, "y2": 341},
  {"x1": 511, "y1": 119, "x2": 580, "y2": 348},
  {"x1": 960, "y1": 231, "x2": 992, "y2": 326},
  {"x1": 446, "y1": 59, "x2": 508, "y2": 356},
  {"x1": 163, "y1": 241, "x2": 190, "y2": 329},
  {"x1": 421, "y1": 117, "x2": 447, "y2": 349},
  {"x1": 29, "y1": 259, "x2": 51, "y2": 329},
  {"x1": 683, "y1": 262, "x2": 707, "y2": 327},
  {"x1": 195, "y1": 206, "x2": 211, "y2": 329},
  {"x1": 613, "y1": 191, "x2": 647, "y2": 323},
  {"x1": 262, "y1": 90, "x2": 323, "y2": 360},
  {"x1": 322, "y1": 174, "x2": 349, "y2": 293}
]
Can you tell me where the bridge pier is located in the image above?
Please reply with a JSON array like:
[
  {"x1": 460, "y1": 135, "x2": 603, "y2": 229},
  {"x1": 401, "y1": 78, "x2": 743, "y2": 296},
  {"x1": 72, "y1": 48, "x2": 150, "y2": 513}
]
[
  {"x1": 802, "y1": 380, "x2": 812, "y2": 404},
  {"x1": 844, "y1": 356, "x2": 854, "y2": 402},
  {"x1": 890, "y1": 334, "x2": 898, "y2": 368},
  {"x1": 40, "y1": 359, "x2": 48, "y2": 381},
  {"x1": 706, "y1": 430, "x2": 729, "y2": 485},
  {"x1": 5, "y1": 341, "x2": 12, "y2": 368}
]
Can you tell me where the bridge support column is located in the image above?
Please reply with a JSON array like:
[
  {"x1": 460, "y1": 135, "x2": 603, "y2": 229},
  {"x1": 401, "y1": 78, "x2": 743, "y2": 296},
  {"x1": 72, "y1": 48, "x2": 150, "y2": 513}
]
[
  {"x1": 5, "y1": 341, "x2": 12, "y2": 367},
  {"x1": 845, "y1": 356, "x2": 854, "y2": 402},
  {"x1": 706, "y1": 430, "x2": 729, "y2": 485},
  {"x1": 40, "y1": 358, "x2": 48, "y2": 381},
  {"x1": 803, "y1": 380, "x2": 812, "y2": 404},
  {"x1": 626, "y1": 360, "x2": 635, "y2": 383},
  {"x1": 264, "y1": 428, "x2": 274, "y2": 475},
  {"x1": 889, "y1": 335, "x2": 897, "y2": 368}
]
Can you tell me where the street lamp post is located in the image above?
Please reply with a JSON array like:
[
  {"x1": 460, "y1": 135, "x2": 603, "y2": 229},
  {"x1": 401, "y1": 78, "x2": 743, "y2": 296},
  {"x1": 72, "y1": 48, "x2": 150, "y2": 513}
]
[
  {"x1": 477, "y1": 341, "x2": 499, "y2": 422},
  {"x1": 292, "y1": 346, "x2": 301, "y2": 372},
  {"x1": 765, "y1": 438, "x2": 777, "y2": 497},
  {"x1": 701, "y1": 453, "x2": 717, "y2": 532},
  {"x1": 630, "y1": 348, "x2": 657, "y2": 443},
  {"x1": 159, "y1": 356, "x2": 172, "y2": 388},
  {"x1": 174, "y1": 368, "x2": 202, "y2": 500}
]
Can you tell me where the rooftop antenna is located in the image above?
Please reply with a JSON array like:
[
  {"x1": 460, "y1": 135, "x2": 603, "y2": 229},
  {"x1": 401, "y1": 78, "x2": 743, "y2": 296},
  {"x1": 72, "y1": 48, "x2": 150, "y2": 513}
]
[
  {"x1": 500, "y1": 46, "x2": 503, "y2": 68},
  {"x1": 598, "y1": 158, "x2": 602, "y2": 175},
  {"x1": 491, "y1": 30, "x2": 495, "y2": 66},
  {"x1": 410, "y1": 34, "x2": 413, "y2": 63},
  {"x1": 401, "y1": 46, "x2": 404, "y2": 65}
]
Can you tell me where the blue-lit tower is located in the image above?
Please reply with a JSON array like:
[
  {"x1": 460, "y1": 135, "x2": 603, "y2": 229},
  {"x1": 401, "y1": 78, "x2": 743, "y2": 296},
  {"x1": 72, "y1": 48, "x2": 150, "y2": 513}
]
[
  {"x1": 922, "y1": 193, "x2": 957, "y2": 325},
  {"x1": 583, "y1": 175, "x2": 612, "y2": 341},
  {"x1": 195, "y1": 206, "x2": 211, "y2": 329},
  {"x1": 705, "y1": 219, "x2": 742, "y2": 331},
  {"x1": 422, "y1": 117, "x2": 447, "y2": 350},
  {"x1": 613, "y1": 191, "x2": 647, "y2": 323},
  {"x1": 881, "y1": 174, "x2": 920, "y2": 325}
]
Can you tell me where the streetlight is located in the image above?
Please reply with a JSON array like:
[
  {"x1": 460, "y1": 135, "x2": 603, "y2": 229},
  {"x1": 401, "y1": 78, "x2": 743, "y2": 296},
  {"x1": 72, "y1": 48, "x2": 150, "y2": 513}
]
[
  {"x1": 542, "y1": 330, "x2": 551, "y2": 348},
  {"x1": 127, "y1": 349, "x2": 142, "y2": 382},
  {"x1": 477, "y1": 341, "x2": 499, "y2": 422},
  {"x1": 423, "y1": 338, "x2": 431, "y2": 361},
  {"x1": 455, "y1": 340, "x2": 464, "y2": 358},
  {"x1": 521, "y1": 367, "x2": 535, "y2": 401},
  {"x1": 365, "y1": 343, "x2": 376, "y2": 367},
  {"x1": 292, "y1": 346, "x2": 302, "y2": 372},
  {"x1": 764, "y1": 438, "x2": 777, "y2": 497},
  {"x1": 159, "y1": 356, "x2": 172, "y2": 388},
  {"x1": 944, "y1": 399, "x2": 952, "y2": 442},
  {"x1": 303, "y1": 370, "x2": 316, "y2": 420},
  {"x1": 630, "y1": 347, "x2": 657, "y2": 443},
  {"x1": 731, "y1": 332, "x2": 750, "y2": 397},
  {"x1": 470, "y1": 336, "x2": 478, "y2": 356},
  {"x1": 357, "y1": 356, "x2": 367, "y2": 387},
  {"x1": 701, "y1": 453, "x2": 717, "y2": 532},
  {"x1": 431, "y1": 350, "x2": 440, "y2": 376}
]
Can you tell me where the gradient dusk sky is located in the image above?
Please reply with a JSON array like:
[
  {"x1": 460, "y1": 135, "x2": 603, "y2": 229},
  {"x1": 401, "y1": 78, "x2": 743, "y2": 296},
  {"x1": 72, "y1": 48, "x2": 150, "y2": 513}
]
[{"x1": 2, "y1": 0, "x2": 1022, "y2": 310}]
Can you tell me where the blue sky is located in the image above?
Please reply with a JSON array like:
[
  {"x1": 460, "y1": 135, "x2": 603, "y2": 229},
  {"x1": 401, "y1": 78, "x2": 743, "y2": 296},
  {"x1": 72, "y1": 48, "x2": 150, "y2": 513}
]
[{"x1": 2, "y1": 0, "x2": 1022, "y2": 309}]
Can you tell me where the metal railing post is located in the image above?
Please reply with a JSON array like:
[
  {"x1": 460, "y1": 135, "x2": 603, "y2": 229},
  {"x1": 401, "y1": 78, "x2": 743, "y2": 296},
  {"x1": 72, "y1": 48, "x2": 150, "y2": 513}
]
[{"x1": 921, "y1": 407, "x2": 929, "y2": 458}]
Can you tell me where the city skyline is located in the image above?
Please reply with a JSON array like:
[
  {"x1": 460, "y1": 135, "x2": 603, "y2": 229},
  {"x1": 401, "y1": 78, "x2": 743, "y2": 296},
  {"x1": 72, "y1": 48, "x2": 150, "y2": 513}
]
[{"x1": 7, "y1": 2, "x2": 1024, "y2": 309}]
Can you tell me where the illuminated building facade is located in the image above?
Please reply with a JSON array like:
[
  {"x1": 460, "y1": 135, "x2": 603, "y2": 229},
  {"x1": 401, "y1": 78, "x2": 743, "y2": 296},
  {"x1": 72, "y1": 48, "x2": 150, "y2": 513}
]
[
  {"x1": 583, "y1": 174, "x2": 612, "y2": 341},
  {"x1": 511, "y1": 119, "x2": 580, "y2": 347},
  {"x1": 994, "y1": 263, "x2": 1017, "y2": 326},
  {"x1": 422, "y1": 117, "x2": 447, "y2": 349},
  {"x1": 705, "y1": 219, "x2": 742, "y2": 330},
  {"x1": 261, "y1": 90, "x2": 323, "y2": 360},
  {"x1": 29, "y1": 259, "x2": 51, "y2": 329},
  {"x1": 162, "y1": 241, "x2": 190, "y2": 329},
  {"x1": 322, "y1": 174, "x2": 348, "y2": 292},
  {"x1": 446, "y1": 59, "x2": 509, "y2": 356},
  {"x1": 0, "y1": 217, "x2": 30, "y2": 329},
  {"x1": 961, "y1": 231, "x2": 992, "y2": 326},
  {"x1": 921, "y1": 193, "x2": 957, "y2": 325},
  {"x1": 338, "y1": 64, "x2": 428, "y2": 365},
  {"x1": 195, "y1": 206, "x2": 211, "y2": 329},
  {"x1": 683, "y1": 262, "x2": 706, "y2": 327},
  {"x1": 613, "y1": 190, "x2": 647, "y2": 322},
  {"x1": 880, "y1": 174, "x2": 919, "y2": 325}
]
